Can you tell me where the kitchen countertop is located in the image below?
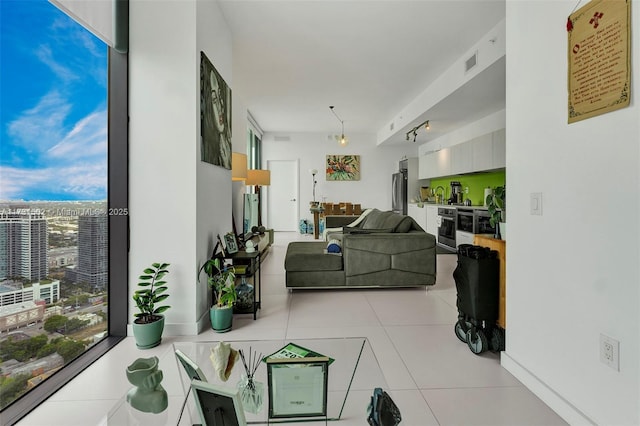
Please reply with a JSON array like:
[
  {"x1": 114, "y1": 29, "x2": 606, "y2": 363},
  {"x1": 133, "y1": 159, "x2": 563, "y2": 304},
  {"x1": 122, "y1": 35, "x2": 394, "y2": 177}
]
[{"x1": 409, "y1": 202, "x2": 489, "y2": 210}]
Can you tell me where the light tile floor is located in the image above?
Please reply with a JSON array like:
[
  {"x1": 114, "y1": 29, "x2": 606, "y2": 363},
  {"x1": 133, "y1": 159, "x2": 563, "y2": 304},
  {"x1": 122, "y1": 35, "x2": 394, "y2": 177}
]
[{"x1": 18, "y1": 232, "x2": 567, "y2": 426}]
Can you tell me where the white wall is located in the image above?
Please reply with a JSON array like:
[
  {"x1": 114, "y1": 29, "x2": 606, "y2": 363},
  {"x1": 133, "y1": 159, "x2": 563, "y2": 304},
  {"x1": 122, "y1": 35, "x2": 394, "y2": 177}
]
[
  {"x1": 195, "y1": 0, "x2": 234, "y2": 332},
  {"x1": 129, "y1": 0, "x2": 233, "y2": 335},
  {"x1": 503, "y1": 1, "x2": 639, "y2": 425},
  {"x1": 262, "y1": 133, "x2": 417, "y2": 226}
]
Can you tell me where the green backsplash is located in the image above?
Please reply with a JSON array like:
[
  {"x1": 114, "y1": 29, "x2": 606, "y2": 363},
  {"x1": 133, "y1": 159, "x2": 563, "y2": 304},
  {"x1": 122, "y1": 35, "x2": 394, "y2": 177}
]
[{"x1": 426, "y1": 170, "x2": 505, "y2": 206}]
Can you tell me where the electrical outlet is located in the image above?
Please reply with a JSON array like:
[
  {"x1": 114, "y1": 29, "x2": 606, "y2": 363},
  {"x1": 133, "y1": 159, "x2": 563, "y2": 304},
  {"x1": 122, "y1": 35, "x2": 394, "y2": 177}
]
[{"x1": 600, "y1": 334, "x2": 620, "y2": 371}]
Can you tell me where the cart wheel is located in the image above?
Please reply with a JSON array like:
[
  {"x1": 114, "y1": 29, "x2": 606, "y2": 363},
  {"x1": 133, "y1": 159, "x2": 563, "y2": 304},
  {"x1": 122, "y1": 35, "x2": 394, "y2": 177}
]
[
  {"x1": 466, "y1": 328, "x2": 488, "y2": 354},
  {"x1": 490, "y1": 327, "x2": 505, "y2": 352},
  {"x1": 454, "y1": 320, "x2": 469, "y2": 343}
]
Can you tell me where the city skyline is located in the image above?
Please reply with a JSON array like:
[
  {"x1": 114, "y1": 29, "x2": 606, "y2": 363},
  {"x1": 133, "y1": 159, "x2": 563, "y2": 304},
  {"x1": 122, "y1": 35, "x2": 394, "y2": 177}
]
[{"x1": 0, "y1": 0, "x2": 108, "y2": 202}]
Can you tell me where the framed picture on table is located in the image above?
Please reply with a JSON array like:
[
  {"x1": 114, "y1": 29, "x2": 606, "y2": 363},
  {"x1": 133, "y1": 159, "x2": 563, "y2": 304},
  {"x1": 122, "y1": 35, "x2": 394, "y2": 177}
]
[
  {"x1": 191, "y1": 379, "x2": 247, "y2": 426},
  {"x1": 224, "y1": 232, "x2": 239, "y2": 254},
  {"x1": 266, "y1": 356, "x2": 329, "y2": 419}
]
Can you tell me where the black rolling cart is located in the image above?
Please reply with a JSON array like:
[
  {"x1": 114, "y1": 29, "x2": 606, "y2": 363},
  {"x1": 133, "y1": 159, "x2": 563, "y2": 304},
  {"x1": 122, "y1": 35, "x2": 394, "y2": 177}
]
[{"x1": 453, "y1": 244, "x2": 503, "y2": 354}]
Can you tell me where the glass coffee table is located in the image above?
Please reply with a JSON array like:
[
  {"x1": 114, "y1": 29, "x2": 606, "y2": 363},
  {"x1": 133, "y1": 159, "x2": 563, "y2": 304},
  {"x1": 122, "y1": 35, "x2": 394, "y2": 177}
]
[{"x1": 106, "y1": 337, "x2": 387, "y2": 425}]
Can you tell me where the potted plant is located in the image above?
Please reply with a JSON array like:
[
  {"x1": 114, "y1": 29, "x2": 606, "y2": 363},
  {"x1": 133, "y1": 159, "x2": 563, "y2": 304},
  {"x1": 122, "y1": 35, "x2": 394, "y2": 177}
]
[
  {"x1": 132, "y1": 262, "x2": 170, "y2": 349},
  {"x1": 200, "y1": 257, "x2": 237, "y2": 332},
  {"x1": 486, "y1": 185, "x2": 505, "y2": 240}
]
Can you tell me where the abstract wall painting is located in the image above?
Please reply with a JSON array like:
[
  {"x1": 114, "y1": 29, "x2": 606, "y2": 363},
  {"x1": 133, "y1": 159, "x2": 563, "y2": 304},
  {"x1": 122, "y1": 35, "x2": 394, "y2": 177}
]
[{"x1": 326, "y1": 155, "x2": 360, "y2": 181}]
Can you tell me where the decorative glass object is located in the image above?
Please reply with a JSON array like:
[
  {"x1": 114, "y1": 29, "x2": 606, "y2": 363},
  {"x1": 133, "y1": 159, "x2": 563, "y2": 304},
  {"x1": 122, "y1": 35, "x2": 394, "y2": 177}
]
[
  {"x1": 235, "y1": 277, "x2": 254, "y2": 312},
  {"x1": 237, "y1": 374, "x2": 264, "y2": 414}
]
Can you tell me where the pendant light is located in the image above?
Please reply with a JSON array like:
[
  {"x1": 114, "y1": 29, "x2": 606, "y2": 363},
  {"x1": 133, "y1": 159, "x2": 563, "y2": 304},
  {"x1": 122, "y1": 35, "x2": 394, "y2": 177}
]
[{"x1": 329, "y1": 106, "x2": 348, "y2": 147}]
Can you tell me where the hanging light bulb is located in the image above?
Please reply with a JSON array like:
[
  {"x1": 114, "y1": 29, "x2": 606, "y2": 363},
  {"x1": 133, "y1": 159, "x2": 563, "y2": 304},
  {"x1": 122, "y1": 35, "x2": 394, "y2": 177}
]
[
  {"x1": 425, "y1": 120, "x2": 430, "y2": 130},
  {"x1": 330, "y1": 106, "x2": 349, "y2": 147}
]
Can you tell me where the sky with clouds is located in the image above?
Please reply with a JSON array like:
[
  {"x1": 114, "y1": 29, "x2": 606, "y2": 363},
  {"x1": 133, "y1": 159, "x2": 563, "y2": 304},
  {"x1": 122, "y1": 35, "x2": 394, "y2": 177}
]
[{"x1": 1, "y1": 0, "x2": 107, "y2": 201}]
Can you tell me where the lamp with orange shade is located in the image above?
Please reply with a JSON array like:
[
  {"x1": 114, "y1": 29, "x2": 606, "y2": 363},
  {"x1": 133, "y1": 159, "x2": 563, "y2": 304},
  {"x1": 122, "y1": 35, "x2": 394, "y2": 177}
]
[
  {"x1": 231, "y1": 152, "x2": 248, "y2": 181},
  {"x1": 245, "y1": 169, "x2": 270, "y2": 229}
]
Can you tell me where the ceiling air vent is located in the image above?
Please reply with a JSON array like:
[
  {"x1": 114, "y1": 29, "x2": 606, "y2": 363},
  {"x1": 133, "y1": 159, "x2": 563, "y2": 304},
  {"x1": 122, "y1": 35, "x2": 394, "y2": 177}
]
[
  {"x1": 465, "y1": 51, "x2": 478, "y2": 73},
  {"x1": 274, "y1": 135, "x2": 291, "y2": 142}
]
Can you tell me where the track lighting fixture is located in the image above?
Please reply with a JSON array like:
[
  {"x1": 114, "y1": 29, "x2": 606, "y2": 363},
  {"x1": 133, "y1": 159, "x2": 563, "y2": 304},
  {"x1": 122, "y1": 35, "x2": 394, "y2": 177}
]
[
  {"x1": 329, "y1": 106, "x2": 349, "y2": 147},
  {"x1": 405, "y1": 120, "x2": 431, "y2": 142}
]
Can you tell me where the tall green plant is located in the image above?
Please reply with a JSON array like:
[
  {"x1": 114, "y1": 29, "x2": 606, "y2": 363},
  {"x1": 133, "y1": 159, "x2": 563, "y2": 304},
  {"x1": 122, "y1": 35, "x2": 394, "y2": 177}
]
[
  {"x1": 133, "y1": 262, "x2": 170, "y2": 324},
  {"x1": 486, "y1": 185, "x2": 505, "y2": 227},
  {"x1": 200, "y1": 258, "x2": 237, "y2": 307}
]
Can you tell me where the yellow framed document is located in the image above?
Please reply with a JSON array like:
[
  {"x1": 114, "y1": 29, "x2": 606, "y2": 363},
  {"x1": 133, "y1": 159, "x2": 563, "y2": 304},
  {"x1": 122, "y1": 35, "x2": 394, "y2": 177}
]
[
  {"x1": 266, "y1": 357, "x2": 329, "y2": 419},
  {"x1": 568, "y1": 0, "x2": 630, "y2": 123}
]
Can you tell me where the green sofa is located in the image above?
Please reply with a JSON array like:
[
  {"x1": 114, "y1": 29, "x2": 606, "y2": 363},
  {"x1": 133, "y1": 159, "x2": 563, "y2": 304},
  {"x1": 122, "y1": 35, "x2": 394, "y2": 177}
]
[{"x1": 285, "y1": 209, "x2": 437, "y2": 289}]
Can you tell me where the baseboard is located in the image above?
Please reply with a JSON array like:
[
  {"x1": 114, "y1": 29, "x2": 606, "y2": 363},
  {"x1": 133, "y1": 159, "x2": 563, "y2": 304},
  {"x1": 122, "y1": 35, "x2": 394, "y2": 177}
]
[
  {"x1": 126, "y1": 319, "x2": 203, "y2": 337},
  {"x1": 501, "y1": 352, "x2": 596, "y2": 425}
]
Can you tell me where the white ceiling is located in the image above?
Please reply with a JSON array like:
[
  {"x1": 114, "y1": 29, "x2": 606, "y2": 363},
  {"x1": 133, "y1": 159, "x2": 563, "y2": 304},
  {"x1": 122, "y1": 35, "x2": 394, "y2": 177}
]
[{"x1": 218, "y1": 0, "x2": 506, "y2": 144}]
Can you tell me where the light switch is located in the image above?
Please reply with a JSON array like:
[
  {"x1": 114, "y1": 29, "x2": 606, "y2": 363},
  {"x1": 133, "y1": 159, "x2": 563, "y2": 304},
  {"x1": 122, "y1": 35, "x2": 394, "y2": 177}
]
[{"x1": 531, "y1": 192, "x2": 542, "y2": 215}]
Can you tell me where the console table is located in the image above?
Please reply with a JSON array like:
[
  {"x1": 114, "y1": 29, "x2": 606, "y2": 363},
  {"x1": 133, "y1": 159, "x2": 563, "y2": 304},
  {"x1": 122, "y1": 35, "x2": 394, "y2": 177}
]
[
  {"x1": 106, "y1": 337, "x2": 386, "y2": 425},
  {"x1": 226, "y1": 250, "x2": 261, "y2": 320}
]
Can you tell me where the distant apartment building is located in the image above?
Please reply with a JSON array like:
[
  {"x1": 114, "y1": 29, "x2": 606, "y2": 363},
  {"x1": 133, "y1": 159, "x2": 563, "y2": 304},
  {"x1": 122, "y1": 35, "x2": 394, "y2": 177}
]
[
  {"x1": 75, "y1": 214, "x2": 107, "y2": 290},
  {"x1": 0, "y1": 208, "x2": 48, "y2": 281},
  {"x1": 0, "y1": 280, "x2": 60, "y2": 332},
  {"x1": 0, "y1": 280, "x2": 60, "y2": 307}
]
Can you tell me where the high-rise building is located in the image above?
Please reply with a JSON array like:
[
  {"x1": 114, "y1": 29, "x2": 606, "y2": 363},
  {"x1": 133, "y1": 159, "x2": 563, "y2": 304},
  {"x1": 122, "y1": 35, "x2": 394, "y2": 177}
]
[
  {"x1": 0, "y1": 208, "x2": 48, "y2": 281},
  {"x1": 75, "y1": 214, "x2": 108, "y2": 290}
]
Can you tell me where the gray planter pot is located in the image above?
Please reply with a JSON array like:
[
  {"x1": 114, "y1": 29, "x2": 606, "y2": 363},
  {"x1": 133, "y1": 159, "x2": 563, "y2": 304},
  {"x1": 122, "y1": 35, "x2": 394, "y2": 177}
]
[{"x1": 132, "y1": 315, "x2": 165, "y2": 349}]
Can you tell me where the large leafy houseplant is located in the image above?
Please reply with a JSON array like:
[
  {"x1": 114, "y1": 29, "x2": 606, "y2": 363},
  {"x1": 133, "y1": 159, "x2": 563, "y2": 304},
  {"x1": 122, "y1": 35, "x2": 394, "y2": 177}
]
[
  {"x1": 200, "y1": 257, "x2": 237, "y2": 332},
  {"x1": 133, "y1": 262, "x2": 171, "y2": 324},
  {"x1": 201, "y1": 257, "x2": 237, "y2": 307},
  {"x1": 486, "y1": 186, "x2": 505, "y2": 238}
]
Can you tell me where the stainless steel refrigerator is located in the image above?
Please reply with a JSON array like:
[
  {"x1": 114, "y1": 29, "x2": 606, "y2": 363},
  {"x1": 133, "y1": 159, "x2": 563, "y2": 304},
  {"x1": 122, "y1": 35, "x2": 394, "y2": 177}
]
[{"x1": 392, "y1": 170, "x2": 407, "y2": 215}]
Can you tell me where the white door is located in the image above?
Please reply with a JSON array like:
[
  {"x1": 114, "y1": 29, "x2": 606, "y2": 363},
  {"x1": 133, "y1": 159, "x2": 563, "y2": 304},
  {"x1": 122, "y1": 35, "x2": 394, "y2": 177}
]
[{"x1": 266, "y1": 159, "x2": 299, "y2": 231}]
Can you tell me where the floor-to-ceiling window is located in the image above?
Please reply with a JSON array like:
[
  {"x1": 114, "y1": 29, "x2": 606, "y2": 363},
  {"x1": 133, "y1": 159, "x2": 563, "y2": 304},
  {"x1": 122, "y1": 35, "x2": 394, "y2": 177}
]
[
  {"x1": 0, "y1": 1, "x2": 127, "y2": 423},
  {"x1": 247, "y1": 113, "x2": 263, "y2": 170}
]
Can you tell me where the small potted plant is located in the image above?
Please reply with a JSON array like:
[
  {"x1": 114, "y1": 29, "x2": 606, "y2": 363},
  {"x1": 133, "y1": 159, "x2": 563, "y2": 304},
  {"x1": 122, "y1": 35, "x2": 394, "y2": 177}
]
[
  {"x1": 200, "y1": 257, "x2": 237, "y2": 332},
  {"x1": 486, "y1": 185, "x2": 505, "y2": 239},
  {"x1": 132, "y1": 262, "x2": 170, "y2": 349}
]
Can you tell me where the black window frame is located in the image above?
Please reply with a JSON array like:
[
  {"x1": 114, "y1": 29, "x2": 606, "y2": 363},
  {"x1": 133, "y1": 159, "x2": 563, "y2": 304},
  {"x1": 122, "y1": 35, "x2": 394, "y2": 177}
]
[{"x1": 2, "y1": 26, "x2": 129, "y2": 426}]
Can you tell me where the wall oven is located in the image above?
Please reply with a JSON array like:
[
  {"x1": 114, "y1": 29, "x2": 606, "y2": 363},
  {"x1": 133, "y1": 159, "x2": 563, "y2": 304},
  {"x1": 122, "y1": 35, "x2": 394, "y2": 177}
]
[
  {"x1": 455, "y1": 208, "x2": 475, "y2": 248},
  {"x1": 456, "y1": 208, "x2": 474, "y2": 233},
  {"x1": 437, "y1": 207, "x2": 456, "y2": 249},
  {"x1": 474, "y1": 209, "x2": 496, "y2": 235}
]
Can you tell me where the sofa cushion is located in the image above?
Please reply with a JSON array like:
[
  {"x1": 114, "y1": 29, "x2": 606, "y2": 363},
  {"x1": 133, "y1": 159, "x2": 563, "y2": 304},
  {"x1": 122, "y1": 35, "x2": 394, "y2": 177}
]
[
  {"x1": 394, "y1": 216, "x2": 414, "y2": 233},
  {"x1": 361, "y1": 209, "x2": 392, "y2": 229},
  {"x1": 360, "y1": 209, "x2": 417, "y2": 233},
  {"x1": 285, "y1": 242, "x2": 343, "y2": 272}
]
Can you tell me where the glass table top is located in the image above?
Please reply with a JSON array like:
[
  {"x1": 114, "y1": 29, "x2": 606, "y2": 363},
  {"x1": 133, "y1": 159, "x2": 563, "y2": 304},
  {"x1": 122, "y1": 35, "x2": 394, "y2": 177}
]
[{"x1": 106, "y1": 337, "x2": 387, "y2": 425}]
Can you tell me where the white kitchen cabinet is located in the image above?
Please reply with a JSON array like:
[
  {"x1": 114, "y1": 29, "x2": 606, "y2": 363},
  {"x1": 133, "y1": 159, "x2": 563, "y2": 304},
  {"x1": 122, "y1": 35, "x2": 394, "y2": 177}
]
[
  {"x1": 426, "y1": 205, "x2": 439, "y2": 236},
  {"x1": 435, "y1": 148, "x2": 451, "y2": 177},
  {"x1": 407, "y1": 204, "x2": 427, "y2": 231},
  {"x1": 472, "y1": 133, "x2": 494, "y2": 171},
  {"x1": 418, "y1": 128, "x2": 505, "y2": 179},
  {"x1": 419, "y1": 152, "x2": 437, "y2": 179},
  {"x1": 492, "y1": 129, "x2": 506, "y2": 168},
  {"x1": 451, "y1": 143, "x2": 473, "y2": 175}
]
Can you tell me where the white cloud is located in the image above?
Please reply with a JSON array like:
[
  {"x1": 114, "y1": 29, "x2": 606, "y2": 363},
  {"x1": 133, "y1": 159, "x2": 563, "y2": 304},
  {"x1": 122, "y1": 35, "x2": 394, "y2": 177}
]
[
  {"x1": 36, "y1": 44, "x2": 79, "y2": 82},
  {"x1": 7, "y1": 90, "x2": 71, "y2": 150},
  {"x1": 47, "y1": 110, "x2": 107, "y2": 161},
  {"x1": 0, "y1": 163, "x2": 106, "y2": 200}
]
